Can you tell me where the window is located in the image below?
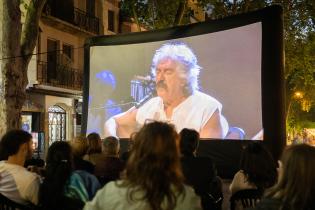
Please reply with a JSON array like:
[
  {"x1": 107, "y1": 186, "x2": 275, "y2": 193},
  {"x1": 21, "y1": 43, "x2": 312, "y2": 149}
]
[
  {"x1": 108, "y1": 10, "x2": 115, "y2": 32},
  {"x1": 62, "y1": 44, "x2": 74, "y2": 61},
  {"x1": 48, "y1": 105, "x2": 66, "y2": 145},
  {"x1": 86, "y1": 0, "x2": 95, "y2": 16}
]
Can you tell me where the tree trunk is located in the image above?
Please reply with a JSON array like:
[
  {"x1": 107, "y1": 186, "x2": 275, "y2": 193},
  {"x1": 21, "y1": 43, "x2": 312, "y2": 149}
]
[
  {"x1": 173, "y1": 0, "x2": 187, "y2": 26},
  {"x1": 0, "y1": 0, "x2": 46, "y2": 135},
  {"x1": 0, "y1": 0, "x2": 24, "y2": 134}
]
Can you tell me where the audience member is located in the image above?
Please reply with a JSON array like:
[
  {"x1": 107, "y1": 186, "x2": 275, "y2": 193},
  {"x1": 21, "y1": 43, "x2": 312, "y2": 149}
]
[
  {"x1": 71, "y1": 136, "x2": 95, "y2": 174},
  {"x1": 84, "y1": 121, "x2": 201, "y2": 210},
  {"x1": 180, "y1": 128, "x2": 223, "y2": 210},
  {"x1": 0, "y1": 130, "x2": 40, "y2": 205},
  {"x1": 83, "y1": 133, "x2": 102, "y2": 165},
  {"x1": 39, "y1": 141, "x2": 100, "y2": 210},
  {"x1": 94, "y1": 136, "x2": 124, "y2": 186},
  {"x1": 229, "y1": 142, "x2": 277, "y2": 195},
  {"x1": 249, "y1": 144, "x2": 315, "y2": 210}
]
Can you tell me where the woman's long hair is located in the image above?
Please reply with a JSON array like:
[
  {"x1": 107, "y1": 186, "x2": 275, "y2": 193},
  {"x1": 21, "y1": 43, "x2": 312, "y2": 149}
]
[
  {"x1": 265, "y1": 144, "x2": 315, "y2": 210},
  {"x1": 122, "y1": 121, "x2": 185, "y2": 210},
  {"x1": 39, "y1": 141, "x2": 73, "y2": 209},
  {"x1": 240, "y1": 142, "x2": 277, "y2": 190}
]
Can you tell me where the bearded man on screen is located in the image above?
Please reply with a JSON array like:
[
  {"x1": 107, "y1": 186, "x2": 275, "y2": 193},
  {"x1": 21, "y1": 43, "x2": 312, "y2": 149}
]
[{"x1": 105, "y1": 41, "x2": 228, "y2": 138}]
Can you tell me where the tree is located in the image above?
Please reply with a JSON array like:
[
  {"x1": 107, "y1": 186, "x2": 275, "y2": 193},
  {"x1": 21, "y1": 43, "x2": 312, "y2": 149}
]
[
  {"x1": 120, "y1": 0, "x2": 192, "y2": 30},
  {"x1": 120, "y1": 0, "x2": 315, "y2": 136},
  {"x1": 0, "y1": 0, "x2": 46, "y2": 134}
]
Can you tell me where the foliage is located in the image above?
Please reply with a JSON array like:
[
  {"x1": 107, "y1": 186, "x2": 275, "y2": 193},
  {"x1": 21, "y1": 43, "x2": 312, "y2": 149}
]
[{"x1": 120, "y1": 0, "x2": 193, "y2": 29}]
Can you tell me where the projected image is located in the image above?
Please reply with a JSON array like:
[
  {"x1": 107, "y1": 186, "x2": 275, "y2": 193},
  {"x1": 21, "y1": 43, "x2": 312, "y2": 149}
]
[{"x1": 87, "y1": 22, "x2": 263, "y2": 140}]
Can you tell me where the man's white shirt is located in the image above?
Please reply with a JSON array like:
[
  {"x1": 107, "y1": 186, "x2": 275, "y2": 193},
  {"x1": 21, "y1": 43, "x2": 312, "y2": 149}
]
[
  {"x1": 0, "y1": 161, "x2": 40, "y2": 205},
  {"x1": 137, "y1": 90, "x2": 228, "y2": 135}
]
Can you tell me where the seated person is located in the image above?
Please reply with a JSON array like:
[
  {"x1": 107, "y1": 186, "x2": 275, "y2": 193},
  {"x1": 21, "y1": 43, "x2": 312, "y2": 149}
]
[
  {"x1": 248, "y1": 144, "x2": 315, "y2": 210},
  {"x1": 84, "y1": 121, "x2": 201, "y2": 210},
  {"x1": 105, "y1": 42, "x2": 228, "y2": 139},
  {"x1": 70, "y1": 136, "x2": 95, "y2": 174},
  {"x1": 180, "y1": 128, "x2": 223, "y2": 210},
  {"x1": 229, "y1": 142, "x2": 277, "y2": 195},
  {"x1": 39, "y1": 141, "x2": 100, "y2": 210},
  {"x1": 94, "y1": 136, "x2": 124, "y2": 186},
  {"x1": 0, "y1": 130, "x2": 40, "y2": 205},
  {"x1": 83, "y1": 132, "x2": 103, "y2": 165}
]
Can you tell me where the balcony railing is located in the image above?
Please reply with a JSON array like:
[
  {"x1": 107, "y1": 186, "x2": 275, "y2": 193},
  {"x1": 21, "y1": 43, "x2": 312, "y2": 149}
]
[
  {"x1": 44, "y1": 4, "x2": 100, "y2": 34},
  {"x1": 74, "y1": 8, "x2": 100, "y2": 34},
  {"x1": 37, "y1": 61, "x2": 83, "y2": 90}
]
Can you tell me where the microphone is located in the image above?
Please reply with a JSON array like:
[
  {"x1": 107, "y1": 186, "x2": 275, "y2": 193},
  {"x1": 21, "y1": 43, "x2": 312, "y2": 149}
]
[
  {"x1": 135, "y1": 91, "x2": 156, "y2": 109},
  {"x1": 133, "y1": 75, "x2": 153, "y2": 82}
]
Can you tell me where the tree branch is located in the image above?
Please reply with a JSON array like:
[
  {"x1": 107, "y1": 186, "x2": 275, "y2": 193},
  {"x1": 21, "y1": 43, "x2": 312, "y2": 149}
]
[
  {"x1": 20, "y1": 0, "x2": 46, "y2": 68},
  {"x1": 173, "y1": 0, "x2": 188, "y2": 26}
]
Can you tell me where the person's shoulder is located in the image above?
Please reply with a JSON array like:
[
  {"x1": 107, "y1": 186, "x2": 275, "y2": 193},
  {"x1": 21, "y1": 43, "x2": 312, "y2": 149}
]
[
  {"x1": 177, "y1": 185, "x2": 202, "y2": 209},
  {"x1": 193, "y1": 91, "x2": 221, "y2": 105},
  {"x1": 0, "y1": 160, "x2": 9, "y2": 169},
  {"x1": 79, "y1": 158, "x2": 95, "y2": 171},
  {"x1": 101, "y1": 180, "x2": 127, "y2": 196},
  {"x1": 16, "y1": 165, "x2": 40, "y2": 182},
  {"x1": 2, "y1": 162, "x2": 36, "y2": 176},
  {"x1": 74, "y1": 169, "x2": 93, "y2": 177},
  {"x1": 183, "y1": 184, "x2": 196, "y2": 194}
]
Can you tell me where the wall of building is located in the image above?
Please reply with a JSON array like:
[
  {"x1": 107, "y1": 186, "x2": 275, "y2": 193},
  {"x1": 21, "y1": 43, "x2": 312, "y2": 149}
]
[
  {"x1": 38, "y1": 22, "x2": 85, "y2": 69},
  {"x1": 24, "y1": 0, "x2": 120, "y2": 157},
  {"x1": 103, "y1": 0, "x2": 120, "y2": 34}
]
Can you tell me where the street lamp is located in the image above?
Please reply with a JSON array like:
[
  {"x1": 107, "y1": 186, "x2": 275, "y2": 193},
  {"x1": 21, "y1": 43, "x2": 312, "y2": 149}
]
[{"x1": 294, "y1": 91, "x2": 303, "y2": 99}]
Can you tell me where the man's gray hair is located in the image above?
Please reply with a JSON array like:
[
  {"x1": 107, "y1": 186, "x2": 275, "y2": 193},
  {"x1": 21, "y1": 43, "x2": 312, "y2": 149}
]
[{"x1": 151, "y1": 41, "x2": 201, "y2": 94}]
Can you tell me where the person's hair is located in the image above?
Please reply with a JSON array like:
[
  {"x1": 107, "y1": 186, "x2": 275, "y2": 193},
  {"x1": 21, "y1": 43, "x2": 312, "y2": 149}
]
[
  {"x1": 70, "y1": 136, "x2": 88, "y2": 157},
  {"x1": 0, "y1": 129, "x2": 32, "y2": 160},
  {"x1": 265, "y1": 144, "x2": 315, "y2": 210},
  {"x1": 86, "y1": 132, "x2": 102, "y2": 154},
  {"x1": 121, "y1": 121, "x2": 184, "y2": 210},
  {"x1": 179, "y1": 128, "x2": 200, "y2": 157},
  {"x1": 127, "y1": 132, "x2": 137, "y2": 152},
  {"x1": 151, "y1": 41, "x2": 201, "y2": 95},
  {"x1": 240, "y1": 142, "x2": 277, "y2": 190},
  {"x1": 39, "y1": 141, "x2": 73, "y2": 208},
  {"x1": 102, "y1": 136, "x2": 120, "y2": 156}
]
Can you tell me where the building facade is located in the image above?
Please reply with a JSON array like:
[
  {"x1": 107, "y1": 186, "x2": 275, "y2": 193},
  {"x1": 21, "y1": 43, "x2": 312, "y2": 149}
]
[{"x1": 24, "y1": 0, "x2": 120, "y2": 156}]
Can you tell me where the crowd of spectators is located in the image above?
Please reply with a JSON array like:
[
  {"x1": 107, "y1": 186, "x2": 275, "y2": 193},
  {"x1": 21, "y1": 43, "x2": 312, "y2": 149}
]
[{"x1": 0, "y1": 123, "x2": 314, "y2": 210}]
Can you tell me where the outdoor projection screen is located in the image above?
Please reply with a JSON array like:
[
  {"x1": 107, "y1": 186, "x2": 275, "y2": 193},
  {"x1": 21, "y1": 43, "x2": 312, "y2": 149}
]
[{"x1": 82, "y1": 6, "x2": 285, "y2": 152}]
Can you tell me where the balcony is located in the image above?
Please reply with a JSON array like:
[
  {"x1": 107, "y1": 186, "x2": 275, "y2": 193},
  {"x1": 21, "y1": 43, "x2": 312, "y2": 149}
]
[
  {"x1": 37, "y1": 61, "x2": 83, "y2": 91},
  {"x1": 43, "y1": 3, "x2": 100, "y2": 34},
  {"x1": 74, "y1": 8, "x2": 100, "y2": 35}
]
